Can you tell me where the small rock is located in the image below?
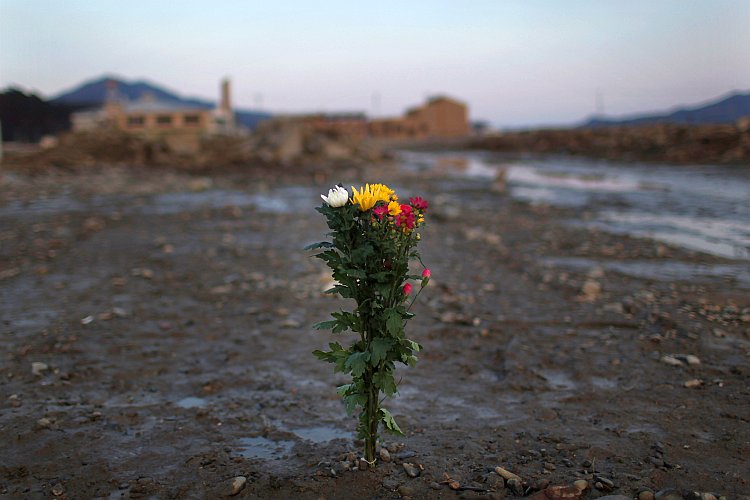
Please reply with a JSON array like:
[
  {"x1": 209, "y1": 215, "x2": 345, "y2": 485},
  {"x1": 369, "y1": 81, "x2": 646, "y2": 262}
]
[
  {"x1": 536, "y1": 485, "x2": 582, "y2": 500},
  {"x1": 398, "y1": 485, "x2": 415, "y2": 497},
  {"x1": 402, "y1": 463, "x2": 420, "y2": 478},
  {"x1": 358, "y1": 458, "x2": 370, "y2": 470},
  {"x1": 81, "y1": 315, "x2": 94, "y2": 325},
  {"x1": 36, "y1": 417, "x2": 53, "y2": 429},
  {"x1": 429, "y1": 482, "x2": 441, "y2": 490},
  {"x1": 379, "y1": 448, "x2": 391, "y2": 463},
  {"x1": 655, "y1": 488, "x2": 684, "y2": 500},
  {"x1": 580, "y1": 280, "x2": 602, "y2": 301},
  {"x1": 638, "y1": 488, "x2": 655, "y2": 500},
  {"x1": 387, "y1": 442, "x2": 404, "y2": 453},
  {"x1": 595, "y1": 496, "x2": 631, "y2": 500},
  {"x1": 595, "y1": 476, "x2": 615, "y2": 489},
  {"x1": 507, "y1": 478, "x2": 524, "y2": 496},
  {"x1": 573, "y1": 480, "x2": 589, "y2": 492},
  {"x1": 531, "y1": 479, "x2": 550, "y2": 491},
  {"x1": 660, "y1": 355, "x2": 684, "y2": 367},
  {"x1": 112, "y1": 307, "x2": 128, "y2": 318},
  {"x1": 684, "y1": 355, "x2": 701, "y2": 366},
  {"x1": 280, "y1": 318, "x2": 301, "y2": 328},
  {"x1": 700, "y1": 493, "x2": 717, "y2": 500},
  {"x1": 31, "y1": 362, "x2": 49, "y2": 376},
  {"x1": 684, "y1": 379, "x2": 703, "y2": 389},
  {"x1": 543, "y1": 462, "x2": 556, "y2": 471},
  {"x1": 485, "y1": 472, "x2": 504, "y2": 489},
  {"x1": 51, "y1": 483, "x2": 65, "y2": 496},
  {"x1": 494, "y1": 466, "x2": 522, "y2": 482},
  {"x1": 228, "y1": 476, "x2": 246, "y2": 496}
]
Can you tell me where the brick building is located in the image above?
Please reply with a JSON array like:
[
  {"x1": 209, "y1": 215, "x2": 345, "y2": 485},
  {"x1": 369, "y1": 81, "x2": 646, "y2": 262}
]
[
  {"x1": 369, "y1": 95, "x2": 469, "y2": 140},
  {"x1": 71, "y1": 79, "x2": 235, "y2": 153}
]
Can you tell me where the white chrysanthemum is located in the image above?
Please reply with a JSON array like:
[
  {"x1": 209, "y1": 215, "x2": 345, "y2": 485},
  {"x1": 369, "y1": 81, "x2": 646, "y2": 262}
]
[{"x1": 321, "y1": 185, "x2": 349, "y2": 207}]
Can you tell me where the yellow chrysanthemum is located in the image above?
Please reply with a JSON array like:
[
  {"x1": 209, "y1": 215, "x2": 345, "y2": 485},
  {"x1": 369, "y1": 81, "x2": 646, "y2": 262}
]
[
  {"x1": 388, "y1": 201, "x2": 401, "y2": 216},
  {"x1": 351, "y1": 183, "x2": 396, "y2": 211}
]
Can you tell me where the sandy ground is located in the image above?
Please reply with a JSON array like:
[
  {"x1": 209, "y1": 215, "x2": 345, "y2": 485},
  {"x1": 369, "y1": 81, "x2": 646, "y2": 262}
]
[{"x1": 0, "y1": 162, "x2": 748, "y2": 499}]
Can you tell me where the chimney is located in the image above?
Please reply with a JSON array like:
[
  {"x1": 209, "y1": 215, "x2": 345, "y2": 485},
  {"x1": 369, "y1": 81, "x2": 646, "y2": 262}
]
[
  {"x1": 105, "y1": 79, "x2": 119, "y2": 103},
  {"x1": 220, "y1": 78, "x2": 231, "y2": 113}
]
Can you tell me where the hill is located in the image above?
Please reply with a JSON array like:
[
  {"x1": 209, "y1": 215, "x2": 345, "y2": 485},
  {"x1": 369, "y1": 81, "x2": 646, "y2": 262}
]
[
  {"x1": 583, "y1": 91, "x2": 750, "y2": 128},
  {"x1": 51, "y1": 75, "x2": 271, "y2": 129},
  {"x1": 0, "y1": 88, "x2": 79, "y2": 142}
]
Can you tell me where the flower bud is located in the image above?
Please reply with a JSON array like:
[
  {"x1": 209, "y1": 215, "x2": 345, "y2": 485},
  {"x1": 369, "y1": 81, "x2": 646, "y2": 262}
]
[
  {"x1": 421, "y1": 269, "x2": 431, "y2": 279},
  {"x1": 403, "y1": 283, "x2": 413, "y2": 296}
]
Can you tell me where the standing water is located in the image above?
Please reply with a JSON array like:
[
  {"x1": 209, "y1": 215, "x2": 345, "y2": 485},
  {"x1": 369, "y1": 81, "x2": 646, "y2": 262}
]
[{"x1": 398, "y1": 151, "x2": 750, "y2": 261}]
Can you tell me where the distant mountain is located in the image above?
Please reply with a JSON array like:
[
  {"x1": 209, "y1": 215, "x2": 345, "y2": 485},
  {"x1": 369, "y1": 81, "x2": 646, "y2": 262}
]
[
  {"x1": 0, "y1": 88, "x2": 78, "y2": 142},
  {"x1": 51, "y1": 75, "x2": 271, "y2": 129},
  {"x1": 582, "y1": 91, "x2": 750, "y2": 128}
]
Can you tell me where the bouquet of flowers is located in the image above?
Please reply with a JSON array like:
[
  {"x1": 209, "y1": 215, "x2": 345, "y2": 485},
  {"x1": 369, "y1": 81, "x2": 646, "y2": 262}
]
[{"x1": 308, "y1": 183, "x2": 430, "y2": 466}]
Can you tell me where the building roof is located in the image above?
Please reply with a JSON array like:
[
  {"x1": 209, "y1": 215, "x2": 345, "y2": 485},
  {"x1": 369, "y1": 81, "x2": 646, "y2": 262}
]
[
  {"x1": 427, "y1": 95, "x2": 466, "y2": 106},
  {"x1": 120, "y1": 100, "x2": 207, "y2": 114}
]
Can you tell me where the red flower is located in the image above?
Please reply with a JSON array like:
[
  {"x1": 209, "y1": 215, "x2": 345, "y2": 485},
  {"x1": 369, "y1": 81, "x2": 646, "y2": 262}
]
[
  {"x1": 372, "y1": 204, "x2": 388, "y2": 220},
  {"x1": 403, "y1": 282, "x2": 413, "y2": 296},
  {"x1": 409, "y1": 196, "x2": 429, "y2": 211},
  {"x1": 395, "y1": 204, "x2": 415, "y2": 229},
  {"x1": 421, "y1": 268, "x2": 431, "y2": 279}
]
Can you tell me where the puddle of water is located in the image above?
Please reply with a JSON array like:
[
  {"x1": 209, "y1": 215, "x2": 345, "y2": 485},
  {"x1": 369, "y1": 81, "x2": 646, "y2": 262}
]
[
  {"x1": 291, "y1": 426, "x2": 354, "y2": 443},
  {"x1": 590, "y1": 377, "x2": 618, "y2": 390},
  {"x1": 237, "y1": 437, "x2": 295, "y2": 459},
  {"x1": 541, "y1": 256, "x2": 750, "y2": 289},
  {"x1": 397, "y1": 151, "x2": 750, "y2": 261},
  {"x1": 142, "y1": 186, "x2": 317, "y2": 216},
  {"x1": 175, "y1": 397, "x2": 207, "y2": 409},
  {"x1": 538, "y1": 370, "x2": 578, "y2": 391},
  {"x1": 593, "y1": 212, "x2": 750, "y2": 260},
  {"x1": 507, "y1": 164, "x2": 642, "y2": 192}
]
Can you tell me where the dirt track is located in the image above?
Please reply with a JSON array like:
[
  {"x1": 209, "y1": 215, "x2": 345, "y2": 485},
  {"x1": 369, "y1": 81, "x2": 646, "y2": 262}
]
[{"x1": 1, "y1": 162, "x2": 748, "y2": 499}]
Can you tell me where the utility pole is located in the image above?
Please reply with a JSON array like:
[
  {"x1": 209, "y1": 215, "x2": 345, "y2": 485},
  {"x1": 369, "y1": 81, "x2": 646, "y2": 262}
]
[
  {"x1": 371, "y1": 92, "x2": 381, "y2": 115},
  {"x1": 595, "y1": 88, "x2": 605, "y2": 116}
]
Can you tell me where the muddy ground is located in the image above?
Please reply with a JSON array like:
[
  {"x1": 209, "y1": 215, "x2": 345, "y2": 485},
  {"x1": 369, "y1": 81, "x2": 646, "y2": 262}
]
[{"x1": 0, "y1": 161, "x2": 748, "y2": 499}]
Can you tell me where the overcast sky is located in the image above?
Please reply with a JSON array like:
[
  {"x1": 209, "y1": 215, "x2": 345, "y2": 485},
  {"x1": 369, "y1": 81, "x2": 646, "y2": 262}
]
[{"x1": 2, "y1": 0, "x2": 749, "y2": 127}]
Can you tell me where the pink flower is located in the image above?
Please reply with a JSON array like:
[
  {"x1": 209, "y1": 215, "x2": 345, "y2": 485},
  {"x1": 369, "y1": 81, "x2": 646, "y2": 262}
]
[
  {"x1": 372, "y1": 204, "x2": 388, "y2": 220},
  {"x1": 395, "y1": 204, "x2": 415, "y2": 229},
  {"x1": 421, "y1": 268, "x2": 431, "y2": 279},
  {"x1": 409, "y1": 196, "x2": 429, "y2": 211},
  {"x1": 403, "y1": 283, "x2": 413, "y2": 296}
]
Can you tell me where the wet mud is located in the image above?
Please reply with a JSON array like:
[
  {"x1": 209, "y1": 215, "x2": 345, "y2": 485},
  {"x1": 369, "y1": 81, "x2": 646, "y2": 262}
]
[{"x1": 1, "y1": 161, "x2": 748, "y2": 499}]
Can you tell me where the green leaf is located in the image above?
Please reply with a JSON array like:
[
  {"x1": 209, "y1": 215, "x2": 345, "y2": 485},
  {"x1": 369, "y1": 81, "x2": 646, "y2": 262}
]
[
  {"x1": 380, "y1": 407, "x2": 404, "y2": 436},
  {"x1": 332, "y1": 311, "x2": 359, "y2": 333},
  {"x1": 369, "y1": 337, "x2": 393, "y2": 365},
  {"x1": 312, "y1": 320, "x2": 337, "y2": 331},
  {"x1": 374, "y1": 370, "x2": 398, "y2": 396},
  {"x1": 324, "y1": 285, "x2": 352, "y2": 298},
  {"x1": 303, "y1": 241, "x2": 334, "y2": 251},
  {"x1": 385, "y1": 309, "x2": 403, "y2": 336},
  {"x1": 351, "y1": 243, "x2": 374, "y2": 262},
  {"x1": 403, "y1": 339, "x2": 421, "y2": 352},
  {"x1": 344, "y1": 268, "x2": 367, "y2": 280},
  {"x1": 345, "y1": 351, "x2": 370, "y2": 377}
]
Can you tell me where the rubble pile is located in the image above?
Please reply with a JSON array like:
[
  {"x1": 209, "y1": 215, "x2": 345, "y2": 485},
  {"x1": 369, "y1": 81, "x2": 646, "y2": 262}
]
[
  {"x1": 470, "y1": 123, "x2": 750, "y2": 164},
  {"x1": 3, "y1": 119, "x2": 383, "y2": 172}
]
